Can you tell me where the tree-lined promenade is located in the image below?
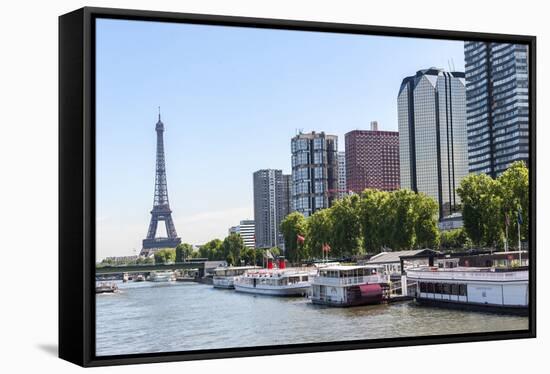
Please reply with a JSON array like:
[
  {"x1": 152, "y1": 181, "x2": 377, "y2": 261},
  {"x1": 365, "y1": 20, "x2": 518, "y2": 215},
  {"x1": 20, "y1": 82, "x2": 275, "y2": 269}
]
[
  {"x1": 98, "y1": 162, "x2": 528, "y2": 268},
  {"x1": 281, "y1": 161, "x2": 529, "y2": 263}
]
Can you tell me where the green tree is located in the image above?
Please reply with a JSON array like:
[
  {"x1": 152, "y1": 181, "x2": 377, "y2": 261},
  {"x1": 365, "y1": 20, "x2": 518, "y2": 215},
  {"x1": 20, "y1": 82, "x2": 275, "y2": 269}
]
[
  {"x1": 222, "y1": 233, "x2": 246, "y2": 265},
  {"x1": 386, "y1": 189, "x2": 417, "y2": 250},
  {"x1": 498, "y1": 161, "x2": 529, "y2": 248},
  {"x1": 241, "y1": 247, "x2": 261, "y2": 266},
  {"x1": 413, "y1": 192, "x2": 440, "y2": 248},
  {"x1": 199, "y1": 239, "x2": 223, "y2": 260},
  {"x1": 457, "y1": 173, "x2": 503, "y2": 248},
  {"x1": 439, "y1": 228, "x2": 471, "y2": 251},
  {"x1": 280, "y1": 212, "x2": 307, "y2": 263},
  {"x1": 359, "y1": 189, "x2": 391, "y2": 253},
  {"x1": 175, "y1": 243, "x2": 194, "y2": 262},
  {"x1": 330, "y1": 195, "x2": 363, "y2": 256},
  {"x1": 136, "y1": 256, "x2": 154, "y2": 265},
  {"x1": 153, "y1": 248, "x2": 176, "y2": 264},
  {"x1": 306, "y1": 208, "x2": 333, "y2": 258}
]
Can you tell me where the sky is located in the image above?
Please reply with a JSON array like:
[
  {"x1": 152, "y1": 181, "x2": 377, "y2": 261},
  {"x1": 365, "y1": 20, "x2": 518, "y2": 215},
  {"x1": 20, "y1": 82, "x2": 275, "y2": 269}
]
[{"x1": 96, "y1": 18, "x2": 465, "y2": 260}]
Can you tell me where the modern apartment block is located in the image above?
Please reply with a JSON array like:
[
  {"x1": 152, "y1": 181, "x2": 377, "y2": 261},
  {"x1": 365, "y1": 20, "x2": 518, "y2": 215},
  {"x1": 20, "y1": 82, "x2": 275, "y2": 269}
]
[
  {"x1": 398, "y1": 68, "x2": 468, "y2": 218},
  {"x1": 228, "y1": 220, "x2": 256, "y2": 249},
  {"x1": 464, "y1": 42, "x2": 529, "y2": 177},
  {"x1": 337, "y1": 152, "x2": 347, "y2": 199},
  {"x1": 345, "y1": 121, "x2": 400, "y2": 193},
  {"x1": 253, "y1": 169, "x2": 291, "y2": 249},
  {"x1": 291, "y1": 132, "x2": 338, "y2": 217}
]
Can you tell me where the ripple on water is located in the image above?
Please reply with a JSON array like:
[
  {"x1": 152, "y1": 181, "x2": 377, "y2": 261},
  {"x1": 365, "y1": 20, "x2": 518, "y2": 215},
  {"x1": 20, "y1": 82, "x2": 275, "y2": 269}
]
[{"x1": 95, "y1": 282, "x2": 528, "y2": 356}]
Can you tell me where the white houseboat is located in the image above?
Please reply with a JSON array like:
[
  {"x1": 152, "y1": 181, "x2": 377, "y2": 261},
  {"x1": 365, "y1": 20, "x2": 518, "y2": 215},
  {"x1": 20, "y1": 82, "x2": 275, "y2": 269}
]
[
  {"x1": 148, "y1": 270, "x2": 175, "y2": 282},
  {"x1": 310, "y1": 265, "x2": 389, "y2": 307},
  {"x1": 234, "y1": 268, "x2": 311, "y2": 296},
  {"x1": 406, "y1": 267, "x2": 528, "y2": 315},
  {"x1": 212, "y1": 266, "x2": 259, "y2": 289}
]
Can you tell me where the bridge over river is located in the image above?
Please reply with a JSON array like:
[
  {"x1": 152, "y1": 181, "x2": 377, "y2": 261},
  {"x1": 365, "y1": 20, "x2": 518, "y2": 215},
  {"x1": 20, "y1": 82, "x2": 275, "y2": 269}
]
[{"x1": 95, "y1": 261, "x2": 207, "y2": 279}]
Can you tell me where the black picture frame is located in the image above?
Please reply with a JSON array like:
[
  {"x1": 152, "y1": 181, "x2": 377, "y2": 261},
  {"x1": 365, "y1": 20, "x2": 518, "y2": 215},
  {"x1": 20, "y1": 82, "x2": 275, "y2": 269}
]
[{"x1": 59, "y1": 6, "x2": 536, "y2": 367}]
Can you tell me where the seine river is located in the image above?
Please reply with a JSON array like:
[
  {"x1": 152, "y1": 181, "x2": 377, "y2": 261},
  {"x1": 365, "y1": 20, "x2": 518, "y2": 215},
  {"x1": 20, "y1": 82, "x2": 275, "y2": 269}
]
[{"x1": 96, "y1": 281, "x2": 528, "y2": 356}]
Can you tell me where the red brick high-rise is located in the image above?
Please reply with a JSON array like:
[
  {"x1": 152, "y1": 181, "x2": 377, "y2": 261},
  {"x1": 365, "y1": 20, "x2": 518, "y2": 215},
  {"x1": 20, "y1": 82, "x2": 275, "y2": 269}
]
[{"x1": 345, "y1": 122, "x2": 400, "y2": 193}]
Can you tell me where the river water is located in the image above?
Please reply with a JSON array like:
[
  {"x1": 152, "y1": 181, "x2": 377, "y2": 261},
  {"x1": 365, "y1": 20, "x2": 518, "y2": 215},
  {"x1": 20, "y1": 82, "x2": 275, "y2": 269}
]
[{"x1": 96, "y1": 281, "x2": 528, "y2": 356}]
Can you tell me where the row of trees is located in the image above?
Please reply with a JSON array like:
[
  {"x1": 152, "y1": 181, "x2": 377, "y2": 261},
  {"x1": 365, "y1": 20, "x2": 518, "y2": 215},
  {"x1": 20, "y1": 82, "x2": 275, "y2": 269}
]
[
  {"x1": 152, "y1": 234, "x2": 282, "y2": 266},
  {"x1": 457, "y1": 161, "x2": 529, "y2": 249},
  {"x1": 281, "y1": 189, "x2": 440, "y2": 263}
]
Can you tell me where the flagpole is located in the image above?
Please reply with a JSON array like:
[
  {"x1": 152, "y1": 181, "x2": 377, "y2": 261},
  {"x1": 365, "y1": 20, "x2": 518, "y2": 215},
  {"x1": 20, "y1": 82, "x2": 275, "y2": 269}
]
[
  {"x1": 504, "y1": 213, "x2": 509, "y2": 252},
  {"x1": 518, "y1": 217, "x2": 522, "y2": 265}
]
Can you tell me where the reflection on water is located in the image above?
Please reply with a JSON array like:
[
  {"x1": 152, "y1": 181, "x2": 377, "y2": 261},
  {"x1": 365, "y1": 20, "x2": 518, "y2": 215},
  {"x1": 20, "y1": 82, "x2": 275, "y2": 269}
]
[{"x1": 96, "y1": 281, "x2": 528, "y2": 356}]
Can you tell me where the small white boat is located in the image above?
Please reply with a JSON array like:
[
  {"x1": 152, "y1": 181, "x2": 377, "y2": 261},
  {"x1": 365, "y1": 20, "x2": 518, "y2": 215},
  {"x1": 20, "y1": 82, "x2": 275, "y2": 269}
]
[
  {"x1": 148, "y1": 270, "x2": 175, "y2": 282},
  {"x1": 212, "y1": 266, "x2": 260, "y2": 289},
  {"x1": 234, "y1": 268, "x2": 311, "y2": 296},
  {"x1": 96, "y1": 282, "x2": 118, "y2": 294},
  {"x1": 406, "y1": 266, "x2": 528, "y2": 315},
  {"x1": 310, "y1": 265, "x2": 388, "y2": 307}
]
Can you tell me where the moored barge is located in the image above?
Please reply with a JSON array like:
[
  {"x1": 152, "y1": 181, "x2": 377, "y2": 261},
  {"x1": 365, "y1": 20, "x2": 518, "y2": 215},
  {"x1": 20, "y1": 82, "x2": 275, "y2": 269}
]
[
  {"x1": 212, "y1": 266, "x2": 259, "y2": 289},
  {"x1": 406, "y1": 266, "x2": 528, "y2": 315}
]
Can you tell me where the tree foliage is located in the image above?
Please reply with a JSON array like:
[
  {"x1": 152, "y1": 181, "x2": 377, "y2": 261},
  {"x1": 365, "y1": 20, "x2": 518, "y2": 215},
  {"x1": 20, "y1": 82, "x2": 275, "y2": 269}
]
[
  {"x1": 280, "y1": 212, "x2": 307, "y2": 263},
  {"x1": 222, "y1": 233, "x2": 246, "y2": 265},
  {"x1": 154, "y1": 248, "x2": 176, "y2": 264},
  {"x1": 439, "y1": 228, "x2": 471, "y2": 251},
  {"x1": 175, "y1": 243, "x2": 194, "y2": 262}
]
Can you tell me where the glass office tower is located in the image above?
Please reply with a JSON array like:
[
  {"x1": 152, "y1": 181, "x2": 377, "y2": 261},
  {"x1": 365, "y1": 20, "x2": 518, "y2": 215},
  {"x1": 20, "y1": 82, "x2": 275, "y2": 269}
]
[
  {"x1": 398, "y1": 68, "x2": 468, "y2": 218},
  {"x1": 464, "y1": 42, "x2": 529, "y2": 177}
]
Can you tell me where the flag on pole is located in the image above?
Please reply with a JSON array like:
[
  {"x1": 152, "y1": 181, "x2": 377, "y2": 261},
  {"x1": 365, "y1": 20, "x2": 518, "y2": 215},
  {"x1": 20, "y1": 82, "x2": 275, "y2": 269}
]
[
  {"x1": 517, "y1": 207, "x2": 523, "y2": 225},
  {"x1": 297, "y1": 234, "x2": 305, "y2": 245},
  {"x1": 322, "y1": 243, "x2": 331, "y2": 253},
  {"x1": 505, "y1": 213, "x2": 510, "y2": 227}
]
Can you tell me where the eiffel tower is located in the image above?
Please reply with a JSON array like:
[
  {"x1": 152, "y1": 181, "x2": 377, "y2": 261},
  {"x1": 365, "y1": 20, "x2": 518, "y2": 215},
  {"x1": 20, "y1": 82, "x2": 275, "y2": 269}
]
[{"x1": 141, "y1": 109, "x2": 181, "y2": 256}]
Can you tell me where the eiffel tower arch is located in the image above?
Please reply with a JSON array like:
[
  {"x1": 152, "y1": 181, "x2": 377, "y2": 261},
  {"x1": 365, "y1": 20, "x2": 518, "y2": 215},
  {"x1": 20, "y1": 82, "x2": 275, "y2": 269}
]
[{"x1": 141, "y1": 110, "x2": 181, "y2": 256}]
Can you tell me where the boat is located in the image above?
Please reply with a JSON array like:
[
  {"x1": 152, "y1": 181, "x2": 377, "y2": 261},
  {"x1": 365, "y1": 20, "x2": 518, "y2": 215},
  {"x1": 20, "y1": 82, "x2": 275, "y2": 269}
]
[
  {"x1": 406, "y1": 266, "x2": 528, "y2": 315},
  {"x1": 212, "y1": 266, "x2": 259, "y2": 289},
  {"x1": 96, "y1": 282, "x2": 118, "y2": 294},
  {"x1": 310, "y1": 265, "x2": 389, "y2": 307},
  {"x1": 134, "y1": 274, "x2": 145, "y2": 282},
  {"x1": 234, "y1": 258, "x2": 311, "y2": 296},
  {"x1": 148, "y1": 270, "x2": 175, "y2": 282}
]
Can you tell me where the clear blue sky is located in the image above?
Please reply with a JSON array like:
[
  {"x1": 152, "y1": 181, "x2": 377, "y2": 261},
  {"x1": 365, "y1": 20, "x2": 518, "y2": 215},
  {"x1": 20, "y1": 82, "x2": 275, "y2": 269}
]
[{"x1": 96, "y1": 18, "x2": 465, "y2": 260}]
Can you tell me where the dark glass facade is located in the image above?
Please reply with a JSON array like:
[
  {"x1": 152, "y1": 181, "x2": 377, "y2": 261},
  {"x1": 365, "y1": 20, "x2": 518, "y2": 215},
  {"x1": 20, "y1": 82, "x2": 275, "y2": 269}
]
[
  {"x1": 398, "y1": 68, "x2": 468, "y2": 218},
  {"x1": 464, "y1": 42, "x2": 529, "y2": 177}
]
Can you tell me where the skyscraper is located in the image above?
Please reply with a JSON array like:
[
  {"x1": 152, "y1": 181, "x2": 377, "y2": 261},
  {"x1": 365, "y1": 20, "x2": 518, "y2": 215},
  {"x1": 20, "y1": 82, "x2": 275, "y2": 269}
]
[
  {"x1": 398, "y1": 68, "x2": 468, "y2": 218},
  {"x1": 345, "y1": 121, "x2": 400, "y2": 193},
  {"x1": 253, "y1": 169, "x2": 290, "y2": 249},
  {"x1": 228, "y1": 220, "x2": 256, "y2": 249},
  {"x1": 464, "y1": 42, "x2": 529, "y2": 177},
  {"x1": 291, "y1": 131, "x2": 338, "y2": 217},
  {"x1": 337, "y1": 151, "x2": 347, "y2": 199}
]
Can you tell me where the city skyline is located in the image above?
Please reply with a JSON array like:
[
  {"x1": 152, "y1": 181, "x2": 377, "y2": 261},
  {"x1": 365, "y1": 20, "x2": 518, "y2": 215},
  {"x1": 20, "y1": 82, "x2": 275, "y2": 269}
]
[{"x1": 96, "y1": 18, "x2": 465, "y2": 259}]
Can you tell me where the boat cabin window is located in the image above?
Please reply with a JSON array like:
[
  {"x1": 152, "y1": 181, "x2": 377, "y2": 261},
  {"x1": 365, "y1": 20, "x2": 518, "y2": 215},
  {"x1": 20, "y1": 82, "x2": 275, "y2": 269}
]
[{"x1": 419, "y1": 282, "x2": 467, "y2": 296}]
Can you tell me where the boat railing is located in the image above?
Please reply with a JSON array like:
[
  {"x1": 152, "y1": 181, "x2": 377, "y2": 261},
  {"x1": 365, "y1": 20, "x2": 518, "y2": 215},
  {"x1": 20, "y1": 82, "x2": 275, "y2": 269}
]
[
  {"x1": 406, "y1": 269, "x2": 528, "y2": 282},
  {"x1": 312, "y1": 274, "x2": 388, "y2": 286}
]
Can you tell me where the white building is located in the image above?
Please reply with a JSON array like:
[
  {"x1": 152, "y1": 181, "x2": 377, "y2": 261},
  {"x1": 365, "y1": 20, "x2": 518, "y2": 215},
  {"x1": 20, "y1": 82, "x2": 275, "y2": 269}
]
[{"x1": 228, "y1": 220, "x2": 256, "y2": 249}]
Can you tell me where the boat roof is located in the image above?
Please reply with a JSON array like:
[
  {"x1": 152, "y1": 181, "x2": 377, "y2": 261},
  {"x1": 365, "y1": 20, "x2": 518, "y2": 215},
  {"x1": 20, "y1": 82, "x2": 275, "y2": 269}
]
[
  {"x1": 213, "y1": 266, "x2": 259, "y2": 270},
  {"x1": 367, "y1": 249, "x2": 437, "y2": 264},
  {"x1": 320, "y1": 264, "x2": 382, "y2": 271}
]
